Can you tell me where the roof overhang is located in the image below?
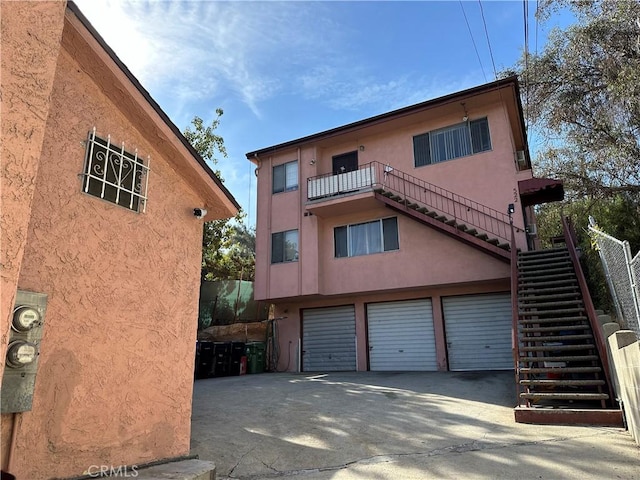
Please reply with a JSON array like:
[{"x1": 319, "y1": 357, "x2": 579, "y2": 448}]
[
  {"x1": 246, "y1": 76, "x2": 531, "y2": 169},
  {"x1": 65, "y1": 2, "x2": 240, "y2": 221},
  {"x1": 518, "y1": 178, "x2": 565, "y2": 206}
]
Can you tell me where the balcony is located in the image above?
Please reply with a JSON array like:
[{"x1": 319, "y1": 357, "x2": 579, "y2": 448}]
[{"x1": 306, "y1": 163, "x2": 380, "y2": 216}]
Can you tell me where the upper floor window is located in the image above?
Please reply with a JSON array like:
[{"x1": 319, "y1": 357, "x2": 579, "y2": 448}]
[
  {"x1": 82, "y1": 128, "x2": 150, "y2": 212},
  {"x1": 413, "y1": 118, "x2": 491, "y2": 167},
  {"x1": 334, "y1": 217, "x2": 399, "y2": 258},
  {"x1": 272, "y1": 161, "x2": 298, "y2": 193},
  {"x1": 272, "y1": 229, "x2": 299, "y2": 263}
]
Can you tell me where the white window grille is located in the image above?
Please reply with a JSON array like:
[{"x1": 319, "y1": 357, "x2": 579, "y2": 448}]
[{"x1": 82, "y1": 128, "x2": 150, "y2": 212}]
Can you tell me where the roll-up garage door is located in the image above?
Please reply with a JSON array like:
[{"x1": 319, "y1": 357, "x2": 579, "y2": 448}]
[
  {"x1": 442, "y1": 293, "x2": 513, "y2": 371},
  {"x1": 302, "y1": 305, "x2": 356, "y2": 372},
  {"x1": 367, "y1": 299, "x2": 437, "y2": 371}
]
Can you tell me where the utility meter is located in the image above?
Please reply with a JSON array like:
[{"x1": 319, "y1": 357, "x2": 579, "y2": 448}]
[
  {"x1": 12, "y1": 306, "x2": 41, "y2": 332},
  {"x1": 1, "y1": 290, "x2": 47, "y2": 413},
  {"x1": 6, "y1": 341, "x2": 38, "y2": 368}
]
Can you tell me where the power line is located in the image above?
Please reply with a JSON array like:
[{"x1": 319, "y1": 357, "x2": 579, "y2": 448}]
[
  {"x1": 524, "y1": 0, "x2": 530, "y2": 129},
  {"x1": 460, "y1": 0, "x2": 487, "y2": 82},
  {"x1": 478, "y1": 0, "x2": 497, "y2": 79}
]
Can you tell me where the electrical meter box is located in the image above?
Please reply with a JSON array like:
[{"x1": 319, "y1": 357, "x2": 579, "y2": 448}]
[{"x1": 1, "y1": 290, "x2": 48, "y2": 413}]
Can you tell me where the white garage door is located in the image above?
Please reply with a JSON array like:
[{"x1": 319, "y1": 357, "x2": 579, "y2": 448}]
[
  {"x1": 442, "y1": 293, "x2": 513, "y2": 371},
  {"x1": 302, "y1": 305, "x2": 356, "y2": 372},
  {"x1": 367, "y1": 299, "x2": 437, "y2": 371}
]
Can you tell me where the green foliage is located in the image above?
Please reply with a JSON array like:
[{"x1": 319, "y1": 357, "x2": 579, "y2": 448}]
[
  {"x1": 509, "y1": 0, "x2": 640, "y2": 199},
  {"x1": 183, "y1": 111, "x2": 255, "y2": 281},
  {"x1": 505, "y1": 0, "x2": 640, "y2": 312},
  {"x1": 535, "y1": 194, "x2": 640, "y2": 311}
]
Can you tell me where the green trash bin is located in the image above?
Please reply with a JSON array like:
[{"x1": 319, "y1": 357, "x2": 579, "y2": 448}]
[{"x1": 245, "y1": 342, "x2": 266, "y2": 374}]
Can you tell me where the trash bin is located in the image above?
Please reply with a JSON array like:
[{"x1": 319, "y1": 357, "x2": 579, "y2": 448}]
[
  {"x1": 229, "y1": 341, "x2": 246, "y2": 376},
  {"x1": 212, "y1": 342, "x2": 231, "y2": 377},
  {"x1": 245, "y1": 342, "x2": 266, "y2": 374},
  {"x1": 195, "y1": 341, "x2": 214, "y2": 379}
]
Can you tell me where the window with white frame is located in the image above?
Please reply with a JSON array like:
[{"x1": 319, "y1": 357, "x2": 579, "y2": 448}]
[
  {"x1": 334, "y1": 217, "x2": 399, "y2": 258},
  {"x1": 413, "y1": 117, "x2": 491, "y2": 167},
  {"x1": 82, "y1": 129, "x2": 149, "y2": 212},
  {"x1": 272, "y1": 229, "x2": 299, "y2": 263},
  {"x1": 272, "y1": 161, "x2": 298, "y2": 193}
]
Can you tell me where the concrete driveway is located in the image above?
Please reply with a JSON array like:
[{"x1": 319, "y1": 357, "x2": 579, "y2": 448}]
[{"x1": 190, "y1": 371, "x2": 639, "y2": 480}]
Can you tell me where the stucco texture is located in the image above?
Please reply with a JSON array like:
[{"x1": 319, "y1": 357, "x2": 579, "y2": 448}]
[
  {"x1": 0, "y1": 0, "x2": 66, "y2": 378},
  {"x1": 0, "y1": 4, "x2": 237, "y2": 478},
  {"x1": 252, "y1": 90, "x2": 530, "y2": 302}
]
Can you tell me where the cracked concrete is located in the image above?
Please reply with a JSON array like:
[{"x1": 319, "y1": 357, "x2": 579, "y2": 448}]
[{"x1": 190, "y1": 372, "x2": 639, "y2": 479}]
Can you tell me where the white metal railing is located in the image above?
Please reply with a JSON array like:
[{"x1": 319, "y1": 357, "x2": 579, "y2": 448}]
[
  {"x1": 588, "y1": 216, "x2": 640, "y2": 339},
  {"x1": 307, "y1": 165, "x2": 376, "y2": 200}
]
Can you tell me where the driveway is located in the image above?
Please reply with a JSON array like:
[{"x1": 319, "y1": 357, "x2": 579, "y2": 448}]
[{"x1": 190, "y1": 371, "x2": 639, "y2": 479}]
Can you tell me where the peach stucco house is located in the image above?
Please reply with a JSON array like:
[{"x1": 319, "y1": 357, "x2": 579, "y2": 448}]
[
  {"x1": 247, "y1": 77, "x2": 563, "y2": 373},
  {"x1": 1, "y1": 1, "x2": 238, "y2": 478}
]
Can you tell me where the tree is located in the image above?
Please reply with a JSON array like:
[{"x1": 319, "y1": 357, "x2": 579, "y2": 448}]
[
  {"x1": 509, "y1": 0, "x2": 640, "y2": 199},
  {"x1": 183, "y1": 110, "x2": 254, "y2": 281}
]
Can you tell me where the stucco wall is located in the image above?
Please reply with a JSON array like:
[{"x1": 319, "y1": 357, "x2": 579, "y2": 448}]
[
  {"x1": 0, "y1": 0, "x2": 66, "y2": 382},
  {"x1": 1, "y1": 33, "x2": 205, "y2": 480},
  {"x1": 272, "y1": 280, "x2": 509, "y2": 372},
  {"x1": 254, "y1": 94, "x2": 525, "y2": 301}
]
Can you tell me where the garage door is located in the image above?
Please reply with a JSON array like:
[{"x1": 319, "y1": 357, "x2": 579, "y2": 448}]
[
  {"x1": 367, "y1": 299, "x2": 437, "y2": 371},
  {"x1": 302, "y1": 305, "x2": 356, "y2": 371},
  {"x1": 442, "y1": 293, "x2": 513, "y2": 371}
]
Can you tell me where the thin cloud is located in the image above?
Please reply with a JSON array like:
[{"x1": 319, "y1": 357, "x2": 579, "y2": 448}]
[{"x1": 75, "y1": 0, "x2": 342, "y2": 117}]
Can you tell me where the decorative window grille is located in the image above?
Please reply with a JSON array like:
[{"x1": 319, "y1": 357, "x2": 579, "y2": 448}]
[{"x1": 82, "y1": 128, "x2": 150, "y2": 212}]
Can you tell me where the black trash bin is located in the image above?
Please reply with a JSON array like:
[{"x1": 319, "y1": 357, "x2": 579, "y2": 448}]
[
  {"x1": 195, "y1": 341, "x2": 214, "y2": 379},
  {"x1": 212, "y1": 342, "x2": 231, "y2": 377},
  {"x1": 229, "y1": 342, "x2": 246, "y2": 376}
]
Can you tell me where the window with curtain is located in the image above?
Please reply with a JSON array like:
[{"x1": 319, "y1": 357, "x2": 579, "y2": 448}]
[
  {"x1": 413, "y1": 117, "x2": 491, "y2": 167},
  {"x1": 272, "y1": 229, "x2": 299, "y2": 263},
  {"x1": 272, "y1": 160, "x2": 298, "y2": 193},
  {"x1": 334, "y1": 217, "x2": 399, "y2": 258}
]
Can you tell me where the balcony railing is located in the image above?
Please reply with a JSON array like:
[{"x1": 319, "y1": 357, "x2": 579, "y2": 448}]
[
  {"x1": 308, "y1": 164, "x2": 377, "y2": 200},
  {"x1": 307, "y1": 161, "x2": 517, "y2": 245}
]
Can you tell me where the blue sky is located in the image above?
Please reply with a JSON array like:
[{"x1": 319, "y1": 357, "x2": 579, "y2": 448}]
[{"x1": 74, "y1": 0, "x2": 572, "y2": 226}]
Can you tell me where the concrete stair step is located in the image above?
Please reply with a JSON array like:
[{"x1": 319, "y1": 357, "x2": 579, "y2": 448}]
[
  {"x1": 519, "y1": 392, "x2": 609, "y2": 401},
  {"x1": 487, "y1": 238, "x2": 500, "y2": 246}
]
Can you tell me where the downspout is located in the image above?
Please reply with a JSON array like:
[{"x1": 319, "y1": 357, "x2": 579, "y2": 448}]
[
  {"x1": 297, "y1": 147, "x2": 302, "y2": 298},
  {"x1": 6, "y1": 412, "x2": 20, "y2": 474}
]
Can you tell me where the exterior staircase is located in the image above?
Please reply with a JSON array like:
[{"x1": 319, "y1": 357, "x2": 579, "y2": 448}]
[
  {"x1": 371, "y1": 170, "x2": 516, "y2": 261},
  {"x1": 513, "y1": 221, "x2": 623, "y2": 425}
]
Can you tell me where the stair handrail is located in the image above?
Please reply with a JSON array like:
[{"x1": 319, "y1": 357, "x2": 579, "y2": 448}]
[
  {"x1": 561, "y1": 216, "x2": 616, "y2": 408},
  {"x1": 509, "y1": 209, "x2": 522, "y2": 405},
  {"x1": 372, "y1": 161, "x2": 522, "y2": 244}
]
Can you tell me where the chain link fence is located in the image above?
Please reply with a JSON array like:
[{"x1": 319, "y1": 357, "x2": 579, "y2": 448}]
[{"x1": 588, "y1": 217, "x2": 640, "y2": 339}]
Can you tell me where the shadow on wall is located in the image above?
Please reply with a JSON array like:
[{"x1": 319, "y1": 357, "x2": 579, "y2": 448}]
[{"x1": 198, "y1": 280, "x2": 269, "y2": 328}]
